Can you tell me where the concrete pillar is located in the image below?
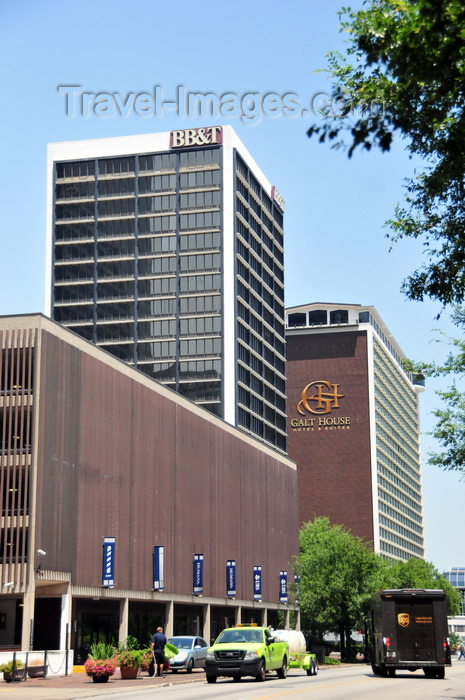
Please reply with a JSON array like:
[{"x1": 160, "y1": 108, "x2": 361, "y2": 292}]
[
  {"x1": 21, "y1": 580, "x2": 35, "y2": 650},
  {"x1": 119, "y1": 597, "x2": 129, "y2": 643},
  {"x1": 164, "y1": 600, "x2": 174, "y2": 637},
  {"x1": 262, "y1": 608, "x2": 268, "y2": 628},
  {"x1": 234, "y1": 605, "x2": 241, "y2": 625},
  {"x1": 295, "y1": 608, "x2": 301, "y2": 631},
  {"x1": 60, "y1": 587, "x2": 71, "y2": 651},
  {"x1": 203, "y1": 603, "x2": 211, "y2": 644},
  {"x1": 283, "y1": 607, "x2": 290, "y2": 629}
]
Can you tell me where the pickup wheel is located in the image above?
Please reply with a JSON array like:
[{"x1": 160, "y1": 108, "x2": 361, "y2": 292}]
[
  {"x1": 256, "y1": 659, "x2": 266, "y2": 682},
  {"x1": 206, "y1": 675, "x2": 217, "y2": 683},
  {"x1": 277, "y1": 657, "x2": 287, "y2": 679}
]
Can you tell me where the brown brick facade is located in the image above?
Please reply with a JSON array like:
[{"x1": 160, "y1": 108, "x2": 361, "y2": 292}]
[{"x1": 286, "y1": 330, "x2": 375, "y2": 545}]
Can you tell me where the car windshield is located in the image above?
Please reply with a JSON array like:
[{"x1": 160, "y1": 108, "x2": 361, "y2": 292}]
[
  {"x1": 216, "y1": 628, "x2": 262, "y2": 644},
  {"x1": 168, "y1": 637, "x2": 193, "y2": 649}
]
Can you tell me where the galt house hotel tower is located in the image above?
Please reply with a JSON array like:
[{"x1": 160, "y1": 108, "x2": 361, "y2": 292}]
[
  {"x1": 285, "y1": 302, "x2": 425, "y2": 561},
  {"x1": 46, "y1": 127, "x2": 286, "y2": 453}
]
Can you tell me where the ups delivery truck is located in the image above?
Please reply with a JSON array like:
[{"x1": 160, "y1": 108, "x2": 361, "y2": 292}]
[{"x1": 368, "y1": 588, "x2": 451, "y2": 679}]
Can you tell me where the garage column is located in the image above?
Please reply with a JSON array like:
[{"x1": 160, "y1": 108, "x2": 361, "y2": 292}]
[
  {"x1": 164, "y1": 600, "x2": 173, "y2": 637},
  {"x1": 203, "y1": 602, "x2": 211, "y2": 644},
  {"x1": 119, "y1": 597, "x2": 129, "y2": 642},
  {"x1": 21, "y1": 580, "x2": 35, "y2": 650}
]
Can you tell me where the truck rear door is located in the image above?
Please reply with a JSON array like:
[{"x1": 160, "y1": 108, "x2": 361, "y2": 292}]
[{"x1": 395, "y1": 600, "x2": 436, "y2": 662}]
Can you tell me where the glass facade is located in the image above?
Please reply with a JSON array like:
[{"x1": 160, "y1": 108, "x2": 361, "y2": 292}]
[
  {"x1": 234, "y1": 154, "x2": 286, "y2": 452},
  {"x1": 52, "y1": 140, "x2": 286, "y2": 452},
  {"x1": 373, "y1": 338, "x2": 424, "y2": 560}
]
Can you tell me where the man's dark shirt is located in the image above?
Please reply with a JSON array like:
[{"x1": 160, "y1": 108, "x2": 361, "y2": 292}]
[{"x1": 152, "y1": 631, "x2": 167, "y2": 652}]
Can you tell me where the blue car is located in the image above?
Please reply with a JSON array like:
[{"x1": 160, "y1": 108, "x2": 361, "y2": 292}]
[{"x1": 167, "y1": 635, "x2": 209, "y2": 673}]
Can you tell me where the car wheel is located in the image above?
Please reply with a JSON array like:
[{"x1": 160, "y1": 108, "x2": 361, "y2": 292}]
[
  {"x1": 256, "y1": 660, "x2": 266, "y2": 682},
  {"x1": 277, "y1": 657, "x2": 287, "y2": 679},
  {"x1": 186, "y1": 659, "x2": 194, "y2": 674},
  {"x1": 171, "y1": 669, "x2": 178, "y2": 673},
  {"x1": 206, "y1": 675, "x2": 217, "y2": 683}
]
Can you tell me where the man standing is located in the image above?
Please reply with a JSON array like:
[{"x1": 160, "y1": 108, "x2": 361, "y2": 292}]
[{"x1": 151, "y1": 626, "x2": 167, "y2": 677}]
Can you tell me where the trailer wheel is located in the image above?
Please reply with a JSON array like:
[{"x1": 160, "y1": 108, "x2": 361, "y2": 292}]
[{"x1": 312, "y1": 660, "x2": 318, "y2": 676}]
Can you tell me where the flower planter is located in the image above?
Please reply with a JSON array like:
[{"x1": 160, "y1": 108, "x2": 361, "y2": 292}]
[
  {"x1": 120, "y1": 665, "x2": 139, "y2": 679},
  {"x1": 27, "y1": 665, "x2": 47, "y2": 679},
  {"x1": 92, "y1": 673, "x2": 110, "y2": 683},
  {"x1": 3, "y1": 667, "x2": 26, "y2": 682}
]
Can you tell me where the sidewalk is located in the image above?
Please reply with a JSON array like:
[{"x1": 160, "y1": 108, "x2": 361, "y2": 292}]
[{"x1": 1, "y1": 667, "x2": 206, "y2": 699}]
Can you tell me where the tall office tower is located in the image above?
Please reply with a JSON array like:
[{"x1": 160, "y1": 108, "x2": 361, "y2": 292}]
[
  {"x1": 285, "y1": 302, "x2": 425, "y2": 561},
  {"x1": 46, "y1": 127, "x2": 286, "y2": 452}
]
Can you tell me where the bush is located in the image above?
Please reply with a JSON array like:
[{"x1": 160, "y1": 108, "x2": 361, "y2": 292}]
[
  {"x1": 0, "y1": 660, "x2": 25, "y2": 673},
  {"x1": 324, "y1": 657, "x2": 341, "y2": 665}
]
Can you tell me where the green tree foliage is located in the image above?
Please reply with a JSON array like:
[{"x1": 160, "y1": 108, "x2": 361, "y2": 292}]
[
  {"x1": 380, "y1": 557, "x2": 461, "y2": 615},
  {"x1": 296, "y1": 517, "x2": 383, "y2": 659},
  {"x1": 296, "y1": 518, "x2": 461, "y2": 658},
  {"x1": 307, "y1": 0, "x2": 465, "y2": 306},
  {"x1": 403, "y1": 307, "x2": 465, "y2": 474}
]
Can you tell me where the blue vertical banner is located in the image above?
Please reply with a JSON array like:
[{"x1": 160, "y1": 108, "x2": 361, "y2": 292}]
[
  {"x1": 102, "y1": 537, "x2": 115, "y2": 587},
  {"x1": 226, "y1": 560, "x2": 236, "y2": 598},
  {"x1": 153, "y1": 546, "x2": 165, "y2": 591},
  {"x1": 279, "y1": 570, "x2": 288, "y2": 603},
  {"x1": 294, "y1": 574, "x2": 300, "y2": 606},
  {"x1": 193, "y1": 553, "x2": 204, "y2": 595},
  {"x1": 253, "y1": 566, "x2": 262, "y2": 600}
]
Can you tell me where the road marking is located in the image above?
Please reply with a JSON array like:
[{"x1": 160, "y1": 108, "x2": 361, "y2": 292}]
[{"x1": 248, "y1": 678, "x2": 370, "y2": 699}]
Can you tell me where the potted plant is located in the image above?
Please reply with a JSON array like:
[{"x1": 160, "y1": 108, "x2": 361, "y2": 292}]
[
  {"x1": 84, "y1": 657, "x2": 117, "y2": 683},
  {"x1": 140, "y1": 648, "x2": 155, "y2": 676},
  {"x1": 0, "y1": 659, "x2": 26, "y2": 682},
  {"x1": 27, "y1": 658, "x2": 48, "y2": 678},
  {"x1": 84, "y1": 642, "x2": 117, "y2": 683},
  {"x1": 116, "y1": 636, "x2": 145, "y2": 679}
]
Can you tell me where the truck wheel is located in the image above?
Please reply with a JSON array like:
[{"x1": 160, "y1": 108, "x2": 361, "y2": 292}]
[
  {"x1": 277, "y1": 657, "x2": 287, "y2": 679},
  {"x1": 233, "y1": 676, "x2": 241, "y2": 682},
  {"x1": 436, "y1": 667, "x2": 445, "y2": 679},
  {"x1": 380, "y1": 664, "x2": 388, "y2": 677},
  {"x1": 256, "y1": 660, "x2": 266, "y2": 682},
  {"x1": 206, "y1": 675, "x2": 217, "y2": 683},
  {"x1": 387, "y1": 668, "x2": 395, "y2": 677},
  {"x1": 371, "y1": 663, "x2": 381, "y2": 675}
]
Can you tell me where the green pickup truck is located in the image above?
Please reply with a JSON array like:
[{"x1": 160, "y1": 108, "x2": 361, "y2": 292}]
[{"x1": 205, "y1": 625, "x2": 289, "y2": 683}]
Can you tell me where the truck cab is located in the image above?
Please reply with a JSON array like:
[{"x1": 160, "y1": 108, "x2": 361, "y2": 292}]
[{"x1": 205, "y1": 624, "x2": 289, "y2": 683}]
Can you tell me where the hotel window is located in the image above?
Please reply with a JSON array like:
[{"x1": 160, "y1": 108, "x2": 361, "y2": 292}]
[
  {"x1": 330, "y1": 309, "x2": 349, "y2": 324},
  {"x1": 309, "y1": 309, "x2": 327, "y2": 326}
]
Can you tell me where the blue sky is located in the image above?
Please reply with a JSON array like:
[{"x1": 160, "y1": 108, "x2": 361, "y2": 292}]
[{"x1": 1, "y1": 0, "x2": 463, "y2": 572}]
